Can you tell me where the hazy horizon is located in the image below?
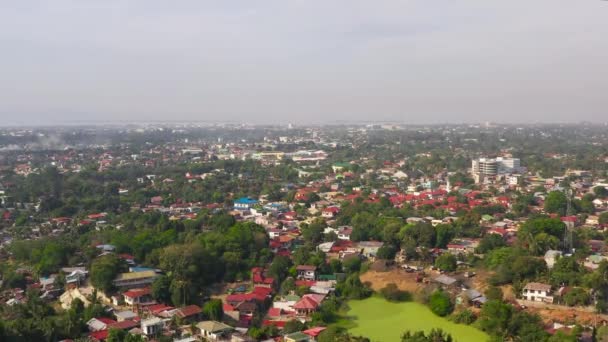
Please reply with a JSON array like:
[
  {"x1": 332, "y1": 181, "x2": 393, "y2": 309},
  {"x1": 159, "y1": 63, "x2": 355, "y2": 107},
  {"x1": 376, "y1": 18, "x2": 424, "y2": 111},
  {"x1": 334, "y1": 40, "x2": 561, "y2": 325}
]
[{"x1": 1, "y1": 1, "x2": 607, "y2": 125}]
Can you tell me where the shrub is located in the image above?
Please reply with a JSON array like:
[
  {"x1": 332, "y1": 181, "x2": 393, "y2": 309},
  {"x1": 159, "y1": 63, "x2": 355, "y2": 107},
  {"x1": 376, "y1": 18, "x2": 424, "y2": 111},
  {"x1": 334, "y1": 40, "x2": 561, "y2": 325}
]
[
  {"x1": 380, "y1": 283, "x2": 412, "y2": 302},
  {"x1": 428, "y1": 290, "x2": 453, "y2": 317}
]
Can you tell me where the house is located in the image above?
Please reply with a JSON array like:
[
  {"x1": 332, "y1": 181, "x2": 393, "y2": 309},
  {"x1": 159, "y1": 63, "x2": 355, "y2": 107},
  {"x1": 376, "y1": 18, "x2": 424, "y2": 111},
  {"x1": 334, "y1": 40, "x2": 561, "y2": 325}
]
[
  {"x1": 544, "y1": 250, "x2": 562, "y2": 269},
  {"x1": 112, "y1": 270, "x2": 158, "y2": 289},
  {"x1": 284, "y1": 332, "x2": 312, "y2": 342},
  {"x1": 302, "y1": 327, "x2": 327, "y2": 340},
  {"x1": 321, "y1": 206, "x2": 340, "y2": 218},
  {"x1": 87, "y1": 317, "x2": 116, "y2": 332},
  {"x1": 461, "y1": 289, "x2": 487, "y2": 308},
  {"x1": 433, "y1": 275, "x2": 458, "y2": 287},
  {"x1": 446, "y1": 239, "x2": 478, "y2": 255},
  {"x1": 357, "y1": 241, "x2": 384, "y2": 259},
  {"x1": 196, "y1": 320, "x2": 234, "y2": 341},
  {"x1": 141, "y1": 317, "x2": 164, "y2": 336},
  {"x1": 234, "y1": 197, "x2": 258, "y2": 210},
  {"x1": 522, "y1": 282, "x2": 553, "y2": 303},
  {"x1": 337, "y1": 226, "x2": 353, "y2": 240},
  {"x1": 251, "y1": 267, "x2": 275, "y2": 288},
  {"x1": 114, "y1": 310, "x2": 138, "y2": 322},
  {"x1": 272, "y1": 294, "x2": 301, "y2": 313},
  {"x1": 173, "y1": 304, "x2": 202, "y2": 322},
  {"x1": 293, "y1": 294, "x2": 325, "y2": 316},
  {"x1": 123, "y1": 288, "x2": 155, "y2": 306},
  {"x1": 65, "y1": 269, "x2": 88, "y2": 286},
  {"x1": 296, "y1": 265, "x2": 317, "y2": 281}
]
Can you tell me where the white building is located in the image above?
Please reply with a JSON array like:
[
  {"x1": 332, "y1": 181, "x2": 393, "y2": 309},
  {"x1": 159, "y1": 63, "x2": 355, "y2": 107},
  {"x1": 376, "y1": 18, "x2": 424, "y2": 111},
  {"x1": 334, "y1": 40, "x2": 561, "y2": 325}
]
[
  {"x1": 141, "y1": 317, "x2": 164, "y2": 336},
  {"x1": 196, "y1": 321, "x2": 234, "y2": 341},
  {"x1": 522, "y1": 282, "x2": 553, "y2": 303}
]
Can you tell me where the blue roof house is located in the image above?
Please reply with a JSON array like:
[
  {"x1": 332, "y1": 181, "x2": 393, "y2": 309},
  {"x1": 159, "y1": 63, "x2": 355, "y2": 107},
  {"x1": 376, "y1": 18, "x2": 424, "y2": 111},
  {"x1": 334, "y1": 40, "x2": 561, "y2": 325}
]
[{"x1": 234, "y1": 197, "x2": 259, "y2": 210}]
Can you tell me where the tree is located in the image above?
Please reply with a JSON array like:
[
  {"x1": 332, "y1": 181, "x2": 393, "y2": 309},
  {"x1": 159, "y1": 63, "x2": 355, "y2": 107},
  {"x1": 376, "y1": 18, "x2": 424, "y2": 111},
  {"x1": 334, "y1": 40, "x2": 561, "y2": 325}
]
[
  {"x1": 90, "y1": 255, "x2": 123, "y2": 293},
  {"x1": 477, "y1": 300, "x2": 512, "y2": 336},
  {"x1": 376, "y1": 245, "x2": 397, "y2": 260},
  {"x1": 202, "y1": 299, "x2": 224, "y2": 321},
  {"x1": 302, "y1": 219, "x2": 325, "y2": 244},
  {"x1": 318, "y1": 327, "x2": 370, "y2": 342},
  {"x1": 280, "y1": 277, "x2": 296, "y2": 295},
  {"x1": 107, "y1": 328, "x2": 127, "y2": 342},
  {"x1": 434, "y1": 224, "x2": 454, "y2": 249},
  {"x1": 550, "y1": 256, "x2": 582, "y2": 286},
  {"x1": 594, "y1": 186, "x2": 608, "y2": 198},
  {"x1": 434, "y1": 253, "x2": 457, "y2": 272},
  {"x1": 151, "y1": 275, "x2": 172, "y2": 304},
  {"x1": 485, "y1": 286, "x2": 504, "y2": 301},
  {"x1": 428, "y1": 290, "x2": 453, "y2": 317},
  {"x1": 518, "y1": 218, "x2": 565, "y2": 255},
  {"x1": 544, "y1": 191, "x2": 568, "y2": 216},
  {"x1": 269, "y1": 255, "x2": 292, "y2": 283},
  {"x1": 380, "y1": 283, "x2": 411, "y2": 302},
  {"x1": 476, "y1": 234, "x2": 506, "y2": 254},
  {"x1": 283, "y1": 320, "x2": 306, "y2": 334},
  {"x1": 343, "y1": 256, "x2": 362, "y2": 274},
  {"x1": 451, "y1": 309, "x2": 476, "y2": 325},
  {"x1": 599, "y1": 212, "x2": 608, "y2": 225},
  {"x1": 338, "y1": 273, "x2": 371, "y2": 300},
  {"x1": 401, "y1": 222, "x2": 436, "y2": 248},
  {"x1": 401, "y1": 328, "x2": 453, "y2": 342},
  {"x1": 562, "y1": 288, "x2": 590, "y2": 306}
]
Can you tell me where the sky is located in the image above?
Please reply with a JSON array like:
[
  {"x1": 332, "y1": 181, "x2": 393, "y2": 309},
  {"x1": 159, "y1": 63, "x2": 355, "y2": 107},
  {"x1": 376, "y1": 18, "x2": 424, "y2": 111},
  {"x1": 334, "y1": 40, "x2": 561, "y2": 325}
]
[{"x1": 1, "y1": 0, "x2": 607, "y2": 125}]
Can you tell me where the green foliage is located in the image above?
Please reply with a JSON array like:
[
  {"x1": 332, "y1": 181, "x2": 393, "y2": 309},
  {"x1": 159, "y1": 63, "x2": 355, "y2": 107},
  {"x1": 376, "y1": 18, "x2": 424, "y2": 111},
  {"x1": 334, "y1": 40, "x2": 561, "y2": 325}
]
[
  {"x1": 380, "y1": 283, "x2": 412, "y2": 302},
  {"x1": 282, "y1": 320, "x2": 307, "y2": 334},
  {"x1": 518, "y1": 218, "x2": 565, "y2": 255},
  {"x1": 376, "y1": 245, "x2": 397, "y2": 260},
  {"x1": 401, "y1": 223, "x2": 436, "y2": 248},
  {"x1": 202, "y1": 299, "x2": 224, "y2": 321},
  {"x1": 318, "y1": 327, "x2": 371, "y2": 342},
  {"x1": 160, "y1": 243, "x2": 221, "y2": 305},
  {"x1": 302, "y1": 218, "x2": 325, "y2": 244},
  {"x1": 484, "y1": 286, "x2": 504, "y2": 301},
  {"x1": 477, "y1": 300, "x2": 548, "y2": 340},
  {"x1": 428, "y1": 290, "x2": 453, "y2": 317},
  {"x1": 477, "y1": 300, "x2": 513, "y2": 336},
  {"x1": 451, "y1": 309, "x2": 476, "y2": 325},
  {"x1": 269, "y1": 255, "x2": 292, "y2": 283},
  {"x1": 550, "y1": 256, "x2": 583, "y2": 286},
  {"x1": 544, "y1": 191, "x2": 568, "y2": 216},
  {"x1": 107, "y1": 328, "x2": 145, "y2": 342},
  {"x1": 401, "y1": 328, "x2": 453, "y2": 342},
  {"x1": 151, "y1": 275, "x2": 172, "y2": 304},
  {"x1": 90, "y1": 255, "x2": 124, "y2": 293},
  {"x1": 343, "y1": 257, "x2": 362, "y2": 274},
  {"x1": 337, "y1": 273, "x2": 372, "y2": 300},
  {"x1": 476, "y1": 234, "x2": 506, "y2": 254},
  {"x1": 562, "y1": 288, "x2": 590, "y2": 307},
  {"x1": 434, "y1": 253, "x2": 457, "y2": 272},
  {"x1": 599, "y1": 212, "x2": 608, "y2": 225},
  {"x1": 594, "y1": 186, "x2": 608, "y2": 198},
  {"x1": 435, "y1": 224, "x2": 455, "y2": 249}
]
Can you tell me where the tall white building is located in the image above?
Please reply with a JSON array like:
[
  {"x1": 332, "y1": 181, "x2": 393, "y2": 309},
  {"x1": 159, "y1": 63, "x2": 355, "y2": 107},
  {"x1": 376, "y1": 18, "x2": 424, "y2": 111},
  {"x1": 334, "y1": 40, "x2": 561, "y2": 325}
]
[
  {"x1": 472, "y1": 157, "x2": 521, "y2": 183},
  {"x1": 496, "y1": 157, "x2": 520, "y2": 173}
]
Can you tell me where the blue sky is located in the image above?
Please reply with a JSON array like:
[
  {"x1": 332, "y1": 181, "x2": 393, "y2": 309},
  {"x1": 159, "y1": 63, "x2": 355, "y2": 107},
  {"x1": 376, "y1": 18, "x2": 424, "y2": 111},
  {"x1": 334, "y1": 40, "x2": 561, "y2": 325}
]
[{"x1": 1, "y1": 1, "x2": 607, "y2": 125}]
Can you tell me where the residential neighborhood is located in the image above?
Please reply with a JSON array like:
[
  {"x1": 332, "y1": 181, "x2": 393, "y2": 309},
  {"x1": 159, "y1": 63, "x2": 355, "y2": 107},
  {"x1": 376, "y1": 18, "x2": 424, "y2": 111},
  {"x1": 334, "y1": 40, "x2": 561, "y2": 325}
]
[{"x1": 1, "y1": 124, "x2": 608, "y2": 341}]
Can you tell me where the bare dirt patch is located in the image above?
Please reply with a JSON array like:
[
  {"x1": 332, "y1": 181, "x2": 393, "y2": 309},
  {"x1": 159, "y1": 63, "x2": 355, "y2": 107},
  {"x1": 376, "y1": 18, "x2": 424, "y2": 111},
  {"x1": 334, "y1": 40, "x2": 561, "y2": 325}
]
[{"x1": 360, "y1": 268, "x2": 425, "y2": 293}]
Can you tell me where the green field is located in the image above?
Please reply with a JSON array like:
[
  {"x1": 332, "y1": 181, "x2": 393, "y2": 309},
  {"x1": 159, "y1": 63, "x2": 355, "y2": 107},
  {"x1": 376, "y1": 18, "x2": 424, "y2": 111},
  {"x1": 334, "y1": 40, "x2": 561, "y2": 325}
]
[{"x1": 345, "y1": 297, "x2": 489, "y2": 342}]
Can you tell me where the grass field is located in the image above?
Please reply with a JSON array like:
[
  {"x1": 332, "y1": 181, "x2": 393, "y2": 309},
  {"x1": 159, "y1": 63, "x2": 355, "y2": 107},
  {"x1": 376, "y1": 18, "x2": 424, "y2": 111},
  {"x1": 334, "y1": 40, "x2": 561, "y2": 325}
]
[{"x1": 345, "y1": 297, "x2": 489, "y2": 342}]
